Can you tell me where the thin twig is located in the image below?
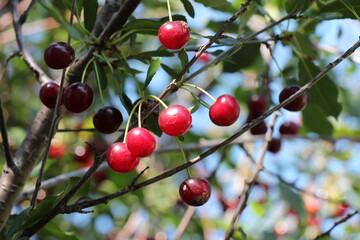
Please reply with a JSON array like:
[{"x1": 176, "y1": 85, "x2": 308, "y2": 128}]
[
  {"x1": 19, "y1": 0, "x2": 36, "y2": 24},
  {"x1": 312, "y1": 211, "x2": 359, "y2": 240},
  {"x1": 173, "y1": 206, "x2": 196, "y2": 240}
]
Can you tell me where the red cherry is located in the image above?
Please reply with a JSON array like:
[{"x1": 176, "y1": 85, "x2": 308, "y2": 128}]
[
  {"x1": 247, "y1": 94, "x2": 268, "y2": 115},
  {"x1": 48, "y1": 145, "x2": 67, "y2": 159},
  {"x1": 126, "y1": 127, "x2": 156, "y2": 157},
  {"x1": 279, "y1": 121, "x2": 300, "y2": 135},
  {"x1": 332, "y1": 203, "x2": 349, "y2": 218},
  {"x1": 250, "y1": 121, "x2": 268, "y2": 135},
  {"x1": 267, "y1": 138, "x2": 281, "y2": 153},
  {"x1": 179, "y1": 177, "x2": 211, "y2": 206},
  {"x1": 304, "y1": 197, "x2": 320, "y2": 214},
  {"x1": 44, "y1": 42, "x2": 75, "y2": 69},
  {"x1": 93, "y1": 106, "x2": 123, "y2": 134},
  {"x1": 63, "y1": 82, "x2": 94, "y2": 113},
  {"x1": 158, "y1": 21, "x2": 190, "y2": 50},
  {"x1": 158, "y1": 105, "x2": 192, "y2": 136},
  {"x1": 106, "y1": 142, "x2": 139, "y2": 173},
  {"x1": 74, "y1": 144, "x2": 93, "y2": 163},
  {"x1": 209, "y1": 95, "x2": 240, "y2": 126},
  {"x1": 198, "y1": 53, "x2": 211, "y2": 63},
  {"x1": 39, "y1": 82, "x2": 63, "y2": 109},
  {"x1": 279, "y1": 85, "x2": 308, "y2": 112},
  {"x1": 307, "y1": 215, "x2": 320, "y2": 227}
]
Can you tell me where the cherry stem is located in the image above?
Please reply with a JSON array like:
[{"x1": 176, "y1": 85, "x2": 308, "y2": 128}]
[
  {"x1": 123, "y1": 99, "x2": 144, "y2": 142},
  {"x1": 182, "y1": 83, "x2": 217, "y2": 102},
  {"x1": 81, "y1": 58, "x2": 94, "y2": 83},
  {"x1": 93, "y1": 61, "x2": 105, "y2": 107},
  {"x1": 148, "y1": 95, "x2": 168, "y2": 109},
  {"x1": 166, "y1": 0, "x2": 173, "y2": 22},
  {"x1": 176, "y1": 137, "x2": 191, "y2": 177},
  {"x1": 138, "y1": 101, "x2": 143, "y2": 128}
]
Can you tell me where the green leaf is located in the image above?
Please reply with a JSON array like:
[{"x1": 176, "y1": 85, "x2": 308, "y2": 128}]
[
  {"x1": 302, "y1": 104, "x2": 334, "y2": 136},
  {"x1": 113, "y1": 73, "x2": 133, "y2": 114},
  {"x1": 340, "y1": 0, "x2": 360, "y2": 20},
  {"x1": 147, "y1": 113, "x2": 163, "y2": 137},
  {"x1": 223, "y1": 44, "x2": 260, "y2": 73},
  {"x1": 67, "y1": 177, "x2": 91, "y2": 205},
  {"x1": 143, "y1": 58, "x2": 162, "y2": 90},
  {"x1": 83, "y1": 0, "x2": 98, "y2": 32},
  {"x1": 37, "y1": 0, "x2": 67, "y2": 25},
  {"x1": 316, "y1": 0, "x2": 360, "y2": 19},
  {"x1": 38, "y1": 221, "x2": 80, "y2": 240},
  {"x1": 5, "y1": 209, "x2": 31, "y2": 239},
  {"x1": 93, "y1": 61, "x2": 108, "y2": 91},
  {"x1": 290, "y1": 32, "x2": 317, "y2": 60},
  {"x1": 217, "y1": 36, "x2": 242, "y2": 46},
  {"x1": 194, "y1": 0, "x2": 232, "y2": 12},
  {"x1": 75, "y1": 0, "x2": 85, "y2": 21},
  {"x1": 178, "y1": 49, "x2": 189, "y2": 70},
  {"x1": 189, "y1": 92, "x2": 211, "y2": 109},
  {"x1": 285, "y1": 0, "x2": 311, "y2": 13},
  {"x1": 298, "y1": 59, "x2": 342, "y2": 117},
  {"x1": 180, "y1": 0, "x2": 195, "y2": 18},
  {"x1": 279, "y1": 183, "x2": 305, "y2": 218},
  {"x1": 161, "y1": 64, "x2": 178, "y2": 79},
  {"x1": 136, "y1": 50, "x2": 174, "y2": 58}
]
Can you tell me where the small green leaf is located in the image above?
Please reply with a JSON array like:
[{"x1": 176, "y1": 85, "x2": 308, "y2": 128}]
[
  {"x1": 290, "y1": 32, "x2": 317, "y2": 60},
  {"x1": 147, "y1": 113, "x2": 163, "y2": 137},
  {"x1": 189, "y1": 92, "x2": 211, "y2": 109},
  {"x1": 279, "y1": 183, "x2": 305, "y2": 218},
  {"x1": 5, "y1": 209, "x2": 31, "y2": 239},
  {"x1": 223, "y1": 44, "x2": 260, "y2": 73},
  {"x1": 194, "y1": 0, "x2": 232, "y2": 12},
  {"x1": 178, "y1": 49, "x2": 189, "y2": 70},
  {"x1": 302, "y1": 104, "x2": 334, "y2": 136},
  {"x1": 316, "y1": 0, "x2": 360, "y2": 19},
  {"x1": 217, "y1": 36, "x2": 241, "y2": 46},
  {"x1": 75, "y1": 0, "x2": 85, "y2": 20},
  {"x1": 180, "y1": 0, "x2": 195, "y2": 18},
  {"x1": 136, "y1": 50, "x2": 174, "y2": 58},
  {"x1": 38, "y1": 221, "x2": 80, "y2": 240},
  {"x1": 143, "y1": 58, "x2": 162, "y2": 90},
  {"x1": 113, "y1": 73, "x2": 133, "y2": 114},
  {"x1": 285, "y1": 0, "x2": 311, "y2": 13},
  {"x1": 84, "y1": 0, "x2": 98, "y2": 32},
  {"x1": 340, "y1": 0, "x2": 360, "y2": 20},
  {"x1": 161, "y1": 64, "x2": 178, "y2": 79},
  {"x1": 93, "y1": 61, "x2": 108, "y2": 91}
]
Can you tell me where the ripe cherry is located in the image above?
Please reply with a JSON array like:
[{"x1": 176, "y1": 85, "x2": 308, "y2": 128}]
[
  {"x1": 279, "y1": 85, "x2": 308, "y2": 112},
  {"x1": 74, "y1": 144, "x2": 92, "y2": 163},
  {"x1": 332, "y1": 203, "x2": 349, "y2": 218},
  {"x1": 44, "y1": 42, "x2": 75, "y2": 69},
  {"x1": 198, "y1": 53, "x2": 211, "y2": 63},
  {"x1": 179, "y1": 177, "x2": 211, "y2": 206},
  {"x1": 209, "y1": 95, "x2": 240, "y2": 126},
  {"x1": 304, "y1": 197, "x2": 320, "y2": 214},
  {"x1": 106, "y1": 142, "x2": 139, "y2": 173},
  {"x1": 158, "y1": 105, "x2": 192, "y2": 136},
  {"x1": 267, "y1": 138, "x2": 281, "y2": 153},
  {"x1": 93, "y1": 106, "x2": 123, "y2": 134},
  {"x1": 63, "y1": 82, "x2": 94, "y2": 113},
  {"x1": 39, "y1": 82, "x2": 63, "y2": 109},
  {"x1": 250, "y1": 121, "x2": 267, "y2": 135},
  {"x1": 158, "y1": 21, "x2": 190, "y2": 50},
  {"x1": 279, "y1": 121, "x2": 300, "y2": 135},
  {"x1": 126, "y1": 127, "x2": 156, "y2": 157},
  {"x1": 247, "y1": 94, "x2": 268, "y2": 115},
  {"x1": 48, "y1": 144, "x2": 67, "y2": 159}
]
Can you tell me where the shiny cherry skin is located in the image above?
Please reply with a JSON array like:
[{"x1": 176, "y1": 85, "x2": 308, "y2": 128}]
[
  {"x1": 39, "y1": 82, "x2": 63, "y2": 109},
  {"x1": 158, "y1": 105, "x2": 192, "y2": 136},
  {"x1": 126, "y1": 127, "x2": 156, "y2": 157},
  {"x1": 267, "y1": 138, "x2": 281, "y2": 153},
  {"x1": 158, "y1": 21, "x2": 190, "y2": 50},
  {"x1": 179, "y1": 177, "x2": 211, "y2": 206},
  {"x1": 63, "y1": 82, "x2": 94, "y2": 113},
  {"x1": 106, "y1": 142, "x2": 139, "y2": 173},
  {"x1": 247, "y1": 94, "x2": 268, "y2": 115},
  {"x1": 44, "y1": 42, "x2": 75, "y2": 69},
  {"x1": 93, "y1": 106, "x2": 123, "y2": 134},
  {"x1": 279, "y1": 85, "x2": 308, "y2": 112},
  {"x1": 279, "y1": 121, "x2": 300, "y2": 135},
  {"x1": 209, "y1": 95, "x2": 240, "y2": 126}
]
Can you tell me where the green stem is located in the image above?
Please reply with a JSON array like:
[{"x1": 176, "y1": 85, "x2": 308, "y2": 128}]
[
  {"x1": 182, "y1": 83, "x2": 217, "y2": 102},
  {"x1": 148, "y1": 95, "x2": 168, "y2": 109},
  {"x1": 166, "y1": 0, "x2": 173, "y2": 22},
  {"x1": 176, "y1": 137, "x2": 191, "y2": 177},
  {"x1": 138, "y1": 101, "x2": 143, "y2": 128},
  {"x1": 123, "y1": 99, "x2": 144, "y2": 142},
  {"x1": 81, "y1": 58, "x2": 94, "y2": 83},
  {"x1": 93, "y1": 61, "x2": 105, "y2": 107}
]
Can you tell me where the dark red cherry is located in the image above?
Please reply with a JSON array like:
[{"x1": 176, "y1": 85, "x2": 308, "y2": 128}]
[
  {"x1": 279, "y1": 121, "x2": 300, "y2": 135},
  {"x1": 158, "y1": 21, "x2": 190, "y2": 50},
  {"x1": 126, "y1": 127, "x2": 156, "y2": 157},
  {"x1": 158, "y1": 105, "x2": 192, "y2": 136},
  {"x1": 44, "y1": 42, "x2": 75, "y2": 69},
  {"x1": 39, "y1": 82, "x2": 63, "y2": 109},
  {"x1": 106, "y1": 142, "x2": 139, "y2": 173},
  {"x1": 249, "y1": 121, "x2": 267, "y2": 135},
  {"x1": 179, "y1": 177, "x2": 211, "y2": 206},
  {"x1": 93, "y1": 106, "x2": 123, "y2": 134},
  {"x1": 267, "y1": 138, "x2": 281, "y2": 153},
  {"x1": 63, "y1": 82, "x2": 94, "y2": 113},
  {"x1": 247, "y1": 94, "x2": 268, "y2": 115},
  {"x1": 279, "y1": 85, "x2": 307, "y2": 112},
  {"x1": 209, "y1": 95, "x2": 240, "y2": 126}
]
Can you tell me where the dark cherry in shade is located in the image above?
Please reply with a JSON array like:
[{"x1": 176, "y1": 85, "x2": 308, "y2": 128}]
[
  {"x1": 267, "y1": 138, "x2": 281, "y2": 153},
  {"x1": 209, "y1": 95, "x2": 240, "y2": 126},
  {"x1": 126, "y1": 127, "x2": 156, "y2": 157},
  {"x1": 279, "y1": 85, "x2": 308, "y2": 112},
  {"x1": 106, "y1": 142, "x2": 139, "y2": 173},
  {"x1": 179, "y1": 177, "x2": 211, "y2": 206},
  {"x1": 158, "y1": 21, "x2": 190, "y2": 50},
  {"x1": 279, "y1": 121, "x2": 300, "y2": 135},
  {"x1": 44, "y1": 42, "x2": 75, "y2": 69},
  {"x1": 39, "y1": 82, "x2": 63, "y2": 109},
  {"x1": 63, "y1": 82, "x2": 93, "y2": 113},
  {"x1": 158, "y1": 105, "x2": 192, "y2": 136},
  {"x1": 93, "y1": 106, "x2": 123, "y2": 134},
  {"x1": 250, "y1": 121, "x2": 267, "y2": 135},
  {"x1": 247, "y1": 94, "x2": 268, "y2": 115}
]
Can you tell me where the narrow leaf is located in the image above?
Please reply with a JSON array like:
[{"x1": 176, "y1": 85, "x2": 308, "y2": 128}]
[
  {"x1": 340, "y1": 0, "x2": 360, "y2": 21},
  {"x1": 303, "y1": 104, "x2": 334, "y2": 136},
  {"x1": 93, "y1": 61, "x2": 108, "y2": 91},
  {"x1": 113, "y1": 73, "x2": 133, "y2": 114},
  {"x1": 180, "y1": 0, "x2": 195, "y2": 18},
  {"x1": 178, "y1": 49, "x2": 189, "y2": 70},
  {"x1": 143, "y1": 58, "x2": 162, "y2": 90},
  {"x1": 285, "y1": 0, "x2": 311, "y2": 13},
  {"x1": 161, "y1": 64, "x2": 178, "y2": 79},
  {"x1": 189, "y1": 92, "x2": 211, "y2": 109},
  {"x1": 84, "y1": 0, "x2": 98, "y2": 32}
]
